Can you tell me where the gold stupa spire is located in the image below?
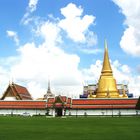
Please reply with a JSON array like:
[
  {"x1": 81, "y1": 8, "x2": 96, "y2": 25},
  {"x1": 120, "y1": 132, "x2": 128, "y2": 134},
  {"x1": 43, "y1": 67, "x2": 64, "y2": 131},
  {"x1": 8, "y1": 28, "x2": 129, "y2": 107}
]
[
  {"x1": 101, "y1": 40, "x2": 112, "y2": 76},
  {"x1": 95, "y1": 40, "x2": 120, "y2": 98}
]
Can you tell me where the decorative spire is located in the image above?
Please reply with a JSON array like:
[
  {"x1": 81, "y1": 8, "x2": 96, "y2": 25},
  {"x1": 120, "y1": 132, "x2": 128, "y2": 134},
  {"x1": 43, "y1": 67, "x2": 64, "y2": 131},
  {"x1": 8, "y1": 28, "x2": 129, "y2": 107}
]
[
  {"x1": 44, "y1": 79, "x2": 54, "y2": 99},
  {"x1": 47, "y1": 79, "x2": 51, "y2": 94},
  {"x1": 101, "y1": 40, "x2": 112, "y2": 76}
]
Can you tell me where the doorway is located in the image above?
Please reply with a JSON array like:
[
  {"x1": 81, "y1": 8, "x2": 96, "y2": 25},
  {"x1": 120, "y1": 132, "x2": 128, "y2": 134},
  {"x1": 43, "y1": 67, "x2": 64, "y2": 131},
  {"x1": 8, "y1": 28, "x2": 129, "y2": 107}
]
[{"x1": 55, "y1": 108, "x2": 62, "y2": 116}]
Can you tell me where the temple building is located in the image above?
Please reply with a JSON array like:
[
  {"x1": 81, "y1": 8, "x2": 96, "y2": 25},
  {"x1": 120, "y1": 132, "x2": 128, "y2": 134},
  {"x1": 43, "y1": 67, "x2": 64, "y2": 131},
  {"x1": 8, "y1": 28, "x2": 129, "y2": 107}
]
[{"x1": 0, "y1": 41, "x2": 140, "y2": 117}]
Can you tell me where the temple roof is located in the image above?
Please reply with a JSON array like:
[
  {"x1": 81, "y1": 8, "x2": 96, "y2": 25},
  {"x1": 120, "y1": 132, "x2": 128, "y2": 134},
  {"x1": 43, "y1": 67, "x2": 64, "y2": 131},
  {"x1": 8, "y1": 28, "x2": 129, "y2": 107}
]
[
  {"x1": 72, "y1": 98, "x2": 138, "y2": 109},
  {"x1": 1, "y1": 83, "x2": 32, "y2": 100},
  {"x1": 72, "y1": 99, "x2": 138, "y2": 105},
  {"x1": 47, "y1": 95, "x2": 72, "y2": 108},
  {"x1": 0, "y1": 101, "x2": 46, "y2": 109}
]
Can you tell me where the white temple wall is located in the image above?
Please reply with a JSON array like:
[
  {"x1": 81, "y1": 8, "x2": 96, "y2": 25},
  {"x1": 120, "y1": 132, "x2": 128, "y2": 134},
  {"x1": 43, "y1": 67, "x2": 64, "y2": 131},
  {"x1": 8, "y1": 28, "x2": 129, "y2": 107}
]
[
  {"x1": 0, "y1": 108, "x2": 139, "y2": 116},
  {"x1": 48, "y1": 108, "x2": 65, "y2": 117},
  {"x1": 4, "y1": 97, "x2": 17, "y2": 101},
  {"x1": 0, "y1": 109, "x2": 46, "y2": 116},
  {"x1": 48, "y1": 109, "x2": 55, "y2": 116},
  {"x1": 65, "y1": 109, "x2": 140, "y2": 116}
]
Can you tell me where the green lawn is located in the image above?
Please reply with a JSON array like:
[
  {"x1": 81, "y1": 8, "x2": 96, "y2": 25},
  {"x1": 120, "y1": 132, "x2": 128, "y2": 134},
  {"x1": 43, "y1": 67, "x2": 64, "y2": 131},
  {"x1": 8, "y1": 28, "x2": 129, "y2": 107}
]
[{"x1": 0, "y1": 116, "x2": 140, "y2": 140}]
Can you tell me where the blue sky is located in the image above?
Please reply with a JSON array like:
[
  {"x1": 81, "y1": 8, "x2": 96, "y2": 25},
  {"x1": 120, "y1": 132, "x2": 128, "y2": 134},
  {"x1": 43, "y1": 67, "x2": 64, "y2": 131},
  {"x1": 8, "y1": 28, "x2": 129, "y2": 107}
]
[{"x1": 0, "y1": 0, "x2": 140, "y2": 98}]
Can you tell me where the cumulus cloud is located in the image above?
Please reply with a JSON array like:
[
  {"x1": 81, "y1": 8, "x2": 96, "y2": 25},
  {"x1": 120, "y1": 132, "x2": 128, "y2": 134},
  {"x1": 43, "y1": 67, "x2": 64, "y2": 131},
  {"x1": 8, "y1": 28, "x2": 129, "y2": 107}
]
[
  {"x1": 113, "y1": 0, "x2": 140, "y2": 56},
  {"x1": 7, "y1": 30, "x2": 19, "y2": 45},
  {"x1": 9, "y1": 42, "x2": 83, "y2": 99},
  {"x1": 21, "y1": 0, "x2": 38, "y2": 25},
  {"x1": 0, "y1": 66, "x2": 10, "y2": 94},
  {"x1": 29, "y1": 0, "x2": 38, "y2": 12},
  {"x1": 82, "y1": 60, "x2": 102, "y2": 84},
  {"x1": 36, "y1": 21, "x2": 62, "y2": 46},
  {"x1": 58, "y1": 3, "x2": 97, "y2": 46},
  {"x1": 80, "y1": 48, "x2": 101, "y2": 54}
]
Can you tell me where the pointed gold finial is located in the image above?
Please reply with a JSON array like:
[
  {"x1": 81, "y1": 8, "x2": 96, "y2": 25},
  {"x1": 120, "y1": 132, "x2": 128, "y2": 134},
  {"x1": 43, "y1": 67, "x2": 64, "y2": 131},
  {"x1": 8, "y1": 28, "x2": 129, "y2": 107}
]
[{"x1": 101, "y1": 40, "x2": 112, "y2": 76}]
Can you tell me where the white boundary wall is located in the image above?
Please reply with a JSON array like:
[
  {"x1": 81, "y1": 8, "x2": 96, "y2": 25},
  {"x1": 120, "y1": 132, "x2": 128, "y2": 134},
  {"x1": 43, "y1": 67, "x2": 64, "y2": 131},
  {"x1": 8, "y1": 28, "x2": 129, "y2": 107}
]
[
  {"x1": 0, "y1": 109, "x2": 46, "y2": 116},
  {"x1": 65, "y1": 109, "x2": 140, "y2": 116},
  {"x1": 0, "y1": 108, "x2": 139, "y2": 116}
]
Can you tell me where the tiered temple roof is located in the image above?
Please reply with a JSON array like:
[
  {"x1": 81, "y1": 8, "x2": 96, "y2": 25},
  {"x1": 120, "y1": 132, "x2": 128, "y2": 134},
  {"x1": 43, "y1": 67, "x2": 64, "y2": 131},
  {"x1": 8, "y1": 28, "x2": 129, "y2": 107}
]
[{"x1": 1, "y1": 83, "x2": 32, "y2": 100}]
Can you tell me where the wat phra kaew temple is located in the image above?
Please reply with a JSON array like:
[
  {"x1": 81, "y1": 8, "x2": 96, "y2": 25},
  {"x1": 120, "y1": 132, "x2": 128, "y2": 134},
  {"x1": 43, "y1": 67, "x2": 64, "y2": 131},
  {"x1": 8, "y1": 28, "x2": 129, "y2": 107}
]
[{"x1": 0, "y1": 41, "x2": 140, "y2": 117}]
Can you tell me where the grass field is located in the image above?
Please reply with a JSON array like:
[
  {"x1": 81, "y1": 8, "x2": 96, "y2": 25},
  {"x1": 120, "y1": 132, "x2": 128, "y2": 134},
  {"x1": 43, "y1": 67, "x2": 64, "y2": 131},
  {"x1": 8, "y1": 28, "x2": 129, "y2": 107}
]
[{"x1": 0, "y1": 116, "x2": 140, "y2": 140}]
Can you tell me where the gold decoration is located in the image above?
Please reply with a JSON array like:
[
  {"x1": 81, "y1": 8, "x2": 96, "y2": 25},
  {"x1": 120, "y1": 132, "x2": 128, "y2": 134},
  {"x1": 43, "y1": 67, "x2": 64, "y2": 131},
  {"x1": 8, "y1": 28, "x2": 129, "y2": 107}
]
[{"x1": 95, "y1": 40, "x2": 120, "y2": 98}]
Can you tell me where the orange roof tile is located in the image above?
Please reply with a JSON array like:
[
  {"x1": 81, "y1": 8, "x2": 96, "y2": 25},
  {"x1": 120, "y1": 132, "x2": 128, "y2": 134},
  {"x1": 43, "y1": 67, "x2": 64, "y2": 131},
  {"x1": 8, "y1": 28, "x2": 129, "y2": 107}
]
[
  {"x1": 0, "y1": 101, "x2": 46, "y2": 109},
  {"x1": 71, "y1": 99, "x2": 138, "y2": 109},
  {"x1": 13, "y1": 84, "x2": 32, "y2": 100},
  {"x1": 72, "y1": 105, "x2": 136, "y2": 109},
  {"x1": 72, "y1": 99, "x2": 138, "y2": 105},
  {"x1": 47, "y1": 98, "x2": 55, "y2": 103}
]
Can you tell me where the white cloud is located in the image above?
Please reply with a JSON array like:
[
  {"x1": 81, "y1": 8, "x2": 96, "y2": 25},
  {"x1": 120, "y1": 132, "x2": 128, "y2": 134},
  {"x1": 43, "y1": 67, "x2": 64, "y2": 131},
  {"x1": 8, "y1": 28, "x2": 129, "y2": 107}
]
[
  {"x1": 80, "y1": 48, "x2": 101, "y2": 54},
  {"x1": 37, "y1": 21, "x2": 62, "y2": 46},
  {"x1": 7, "y1": 30, "x2": 19, "y2": 45},
  {"x1": 59, "y1": 3, "x2": 97, "y2": 46},
  {"x1": 21, "y1": 0, "x2": 38, "y2": 25},
  {"x1": 113, "y1": 0, "x2": 140, "y2": 56},
  {"x1": 0, "y1": 66, "x2": 10, "y2": 94},
  {"x1": 82, "y1": 60, "x2": 102, "y2": 84},
  {"x1": 121, "y1": 64, "x2": 130, "y2": 74},
  {"x1": 29, "y1": 0, "x2": 38, "y2": 12},
  {"x1": 60, "y1": 3, "x2": 83, "y2": 18},
  {"x1": 9, "y1": 42, "x2": 83, "y2": 99}
]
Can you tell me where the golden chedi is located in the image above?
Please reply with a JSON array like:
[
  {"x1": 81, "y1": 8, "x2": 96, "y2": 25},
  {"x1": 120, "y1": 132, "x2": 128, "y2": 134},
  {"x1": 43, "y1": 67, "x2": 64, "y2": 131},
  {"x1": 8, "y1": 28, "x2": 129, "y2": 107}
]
[{"x1": 95, "y1": 41, "x2": 120, "y2": 98}]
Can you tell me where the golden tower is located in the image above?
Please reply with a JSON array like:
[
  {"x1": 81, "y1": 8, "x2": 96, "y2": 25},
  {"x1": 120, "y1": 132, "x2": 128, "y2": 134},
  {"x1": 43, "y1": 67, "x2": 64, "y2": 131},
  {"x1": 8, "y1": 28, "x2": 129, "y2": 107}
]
[{"x1": 95, "y1": 41, "x2": 120, "y2": 98}]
